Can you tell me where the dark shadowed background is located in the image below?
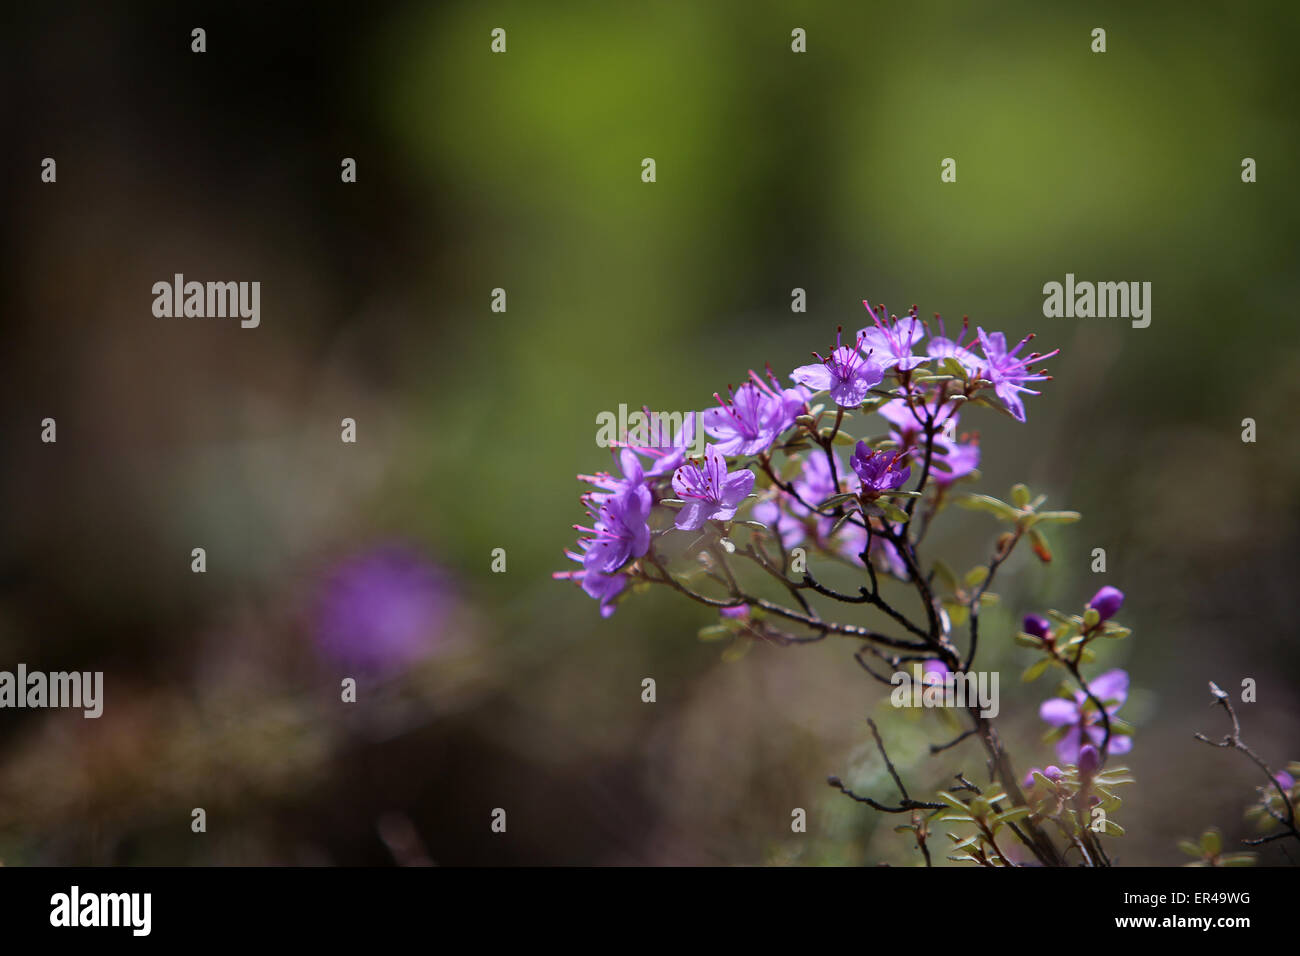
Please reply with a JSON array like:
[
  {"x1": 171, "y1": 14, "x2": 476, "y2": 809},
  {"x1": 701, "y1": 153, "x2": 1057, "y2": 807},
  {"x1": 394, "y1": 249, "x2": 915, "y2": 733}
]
[{"x1": 1, "y1": 0, "x2": 1297, "y2": 865}]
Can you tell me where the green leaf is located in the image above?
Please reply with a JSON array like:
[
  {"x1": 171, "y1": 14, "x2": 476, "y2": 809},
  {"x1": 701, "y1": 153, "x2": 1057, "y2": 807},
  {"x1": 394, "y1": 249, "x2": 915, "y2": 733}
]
[
  {"x1": 1028, "y1": 510, "x2": 1082, "y2": 525},
  {"x1": 932, "y1": 560, "x2": 959, "y2": 592},
  {"x1": 1200, "y1": 829, "x2": 1222, "y2": 856},
  {"x1": 994, "y1": 807, "x2": 1031, "y2": 826},
  {"x1": 1011, "y1": 483, "x2": 1031, "y2": 508},
  {"x1": 942, "y1": 601, "x2": 970, "y2": 627},
  {"x1": 697, "y1": 624, "x2": 731, "y2": 642},
  {"x1": 940, "y1": 357, "x2": 969, "y2": 379},
  {"x1": 1177, "y1": 839, "x2": 1204, "y2": 857},
  {"x1": 817, "y1": 492, "x2": 859, "y2": 511},
  {"x1": 964, "y1": 566, "x2": 990, "y2": 588},
  {"x1": 1022, "y1": 658, "x2": 1053, "y2": 682},
  {"x1": 955, "y1": 493, "x2": 1021, "y2": 521},
  {"x1": 878, "y1": 500, "x2": 909, "y2": 523},
  {"x1": 937, "y1": 791, "x2": 970, "y2": 812}
]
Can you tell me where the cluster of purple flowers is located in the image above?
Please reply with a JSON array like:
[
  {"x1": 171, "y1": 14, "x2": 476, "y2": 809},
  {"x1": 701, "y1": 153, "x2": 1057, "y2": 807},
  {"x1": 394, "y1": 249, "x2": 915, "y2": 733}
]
[
  {"x1": 556, "y1": 300, "x2": 1058, "y2": 618},
  {"x1": 1028, "y1": 586, "x2": 1132, "y2": 770}
]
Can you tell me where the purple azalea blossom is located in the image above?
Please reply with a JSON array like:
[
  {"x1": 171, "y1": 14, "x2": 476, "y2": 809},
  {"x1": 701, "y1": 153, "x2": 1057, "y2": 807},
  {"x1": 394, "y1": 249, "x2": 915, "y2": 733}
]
[
  {"x1": 702, "y1": 372, "x2": 807, "y2": 457},
  {"x1": 858, "y1": 300, "x2": 928, "y2": 372},
  {"x1": 930, "y1": 433, "x2": 980, "y2": 485},
  {"x1": 876, "y1": 398, "x2": 971, "y2": 484},
  {"x1": 926, "y1": 317, "x2": 982, "y2": 377},
  {"x1": 555, "y1": 539, "x2": 628, "y2": 618},
  {"x1": 791, "y1": 329, "x2": 885, "y2": 408},
  {"x1": 876, "y1": 397, "x2": 956, "y2": 449},
  {"x1": 849, "y1": 441, "x2": 912, "y2": 497},
  {"x1": 577, "y1": 447, "x2": 648, "y2": 505},
  {"x1": 578, "y1": 488, "x2": 652, "y2": 574},
  {"x1": 1039, "y1": 668, "x2": 1132, "y2": 763},
  {"x1": 615, "y1": 409, "x2": 698, "y2": 479},
  {"x1": 672, "y1": 443, "x2": 755, "y2": 530},
  {"x1": 753, "y1": 449, "x2": 859, "y2": 549},
  {"x1": 1087, "y1": 585, "x2": 1125, "y2": 622},
  {"x1": 973, "y1": 327, "x2": 1059, "y2": 423},
  {"x1": 720, "y1": 605, "x2": 750, "y2": 620},
  {"x1": 1276, "y1": 771, "x2": 1296, "y2": 791},
  {"x1": 862, "y1": 526, "x2": 907, "y2": 576},
  {"x1": 313, "y1": 544, "x2": 452, "y2": 671}
]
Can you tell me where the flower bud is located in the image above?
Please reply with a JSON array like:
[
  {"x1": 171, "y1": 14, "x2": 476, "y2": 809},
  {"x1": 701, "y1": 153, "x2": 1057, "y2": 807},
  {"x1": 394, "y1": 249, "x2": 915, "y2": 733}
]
[
  {"x1": 1044, "y1": 765, "x2": 1063, "y2": 781},
  {"x1": 1078, "y1": 744, "x2": 1101, "y2": 777},
  {"x1": 1087, "y1": 585, "x2": 1125, "y2": 622},
  {"x1": 1022, "y1": 614, "x2": 1051, "y2": 641}
]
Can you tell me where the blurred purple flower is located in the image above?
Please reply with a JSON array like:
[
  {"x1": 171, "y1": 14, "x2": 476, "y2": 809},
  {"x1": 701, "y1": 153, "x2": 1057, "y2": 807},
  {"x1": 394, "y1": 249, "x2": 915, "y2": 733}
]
[
  {"x1": 930, "y1": 433, "x2": 980, "y2": 485},
  {"x1": 615, "y1": 409, "x2": 698, "y2": 479},
  {"x1": 1024, "y1": 765, "x2": 1063, "y2": 789},
  {"x1": 1023, "y1": 614, "x2": 1052, "y2": 640},
  {"x1": 313, "y1": 545, "x2": 452, "y2": 671},
  {"x1": 1039, "y1": 669, "x2": 1132, "y2": 763}
]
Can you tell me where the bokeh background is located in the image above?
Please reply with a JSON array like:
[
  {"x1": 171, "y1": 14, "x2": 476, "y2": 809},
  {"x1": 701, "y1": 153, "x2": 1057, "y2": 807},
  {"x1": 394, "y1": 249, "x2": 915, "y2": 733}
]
[{"x1": 1, "y1": 0, "x2": 1297, "y2": 865}]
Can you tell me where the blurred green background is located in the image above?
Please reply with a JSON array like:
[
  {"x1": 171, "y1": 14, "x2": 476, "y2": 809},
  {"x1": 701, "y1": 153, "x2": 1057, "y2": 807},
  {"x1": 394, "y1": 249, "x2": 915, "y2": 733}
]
[{"x1": 1, "y1": 0, "x2": 1297, "y2": 864}]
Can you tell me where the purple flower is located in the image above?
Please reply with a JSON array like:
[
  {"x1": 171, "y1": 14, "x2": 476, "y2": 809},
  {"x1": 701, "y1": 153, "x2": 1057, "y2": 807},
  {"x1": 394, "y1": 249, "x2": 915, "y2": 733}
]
[
  {"x1": 930, "y1": 433, "x2": 980, "y2": 485},
  {"x1": 1024, "y1": 765, "x2": 1063, "y2": 789},
  {"x1": 926, "y1": 317, "x2": 982, "y2": 376},
  {"x1": 1022, "y1": 613, "x2": 1052, "y2": 640},
  {"x1": 1078, "y1": 744, "x2": 1101, "y2": 777},
  {"x1": 858, "y1": 300, "x2": 927, "y2": 372},
  {"x1": 752, "y1": 448, "x2": 859, "y2": 549},
  {"x1": 849, "y1": 442, "x2": 912, "y2": 497},
  {"x1": 791, "y1": 328, "x2": 885, "y2": 408},
  {"x1": 876, "y1": 398, "x2": 971, "y2": 483},
  {"x1": 1087, "y1": 585, "x2": 1125, "y2": 622},
  {"x1": 577, "y1": 447, "x2": 648, "y2": 505},
  {"x1": 578, "y1": 488, "x2": 652, "y2": 574},
  {"x1": 701, "y1": 372, "x2": 806, "y2": 457},
  {"x1": 720, "y1": 605, "x2": 750, "y2": 620},
  {"x1": 1275, "y1": 771, "x2": 1296, "y2": 791},
  {"x1": 615, "y1": 409, "x2": 698, "y2": 479},
  {"x1": 876, "y1": 397, "x2": 956, "y2": 449},
  {"x1": 313, "y1": 544, "x2": 452, "y2": 671},
  {"x1": 672, "y1": 443, "x2": 755, "y2": 530},
  {"x1": 922, "y1": 659, "x2": 949, "y2": 683},
  {"x1": 1039, "y1": 669, "x2": 1132, "y2": 763},
  {"x1": 555, "y1": 540, "x2": 628, "y2": 618},
  {"x1": 973, "y1": 327, "x2": 1059, "y2": 423}
]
